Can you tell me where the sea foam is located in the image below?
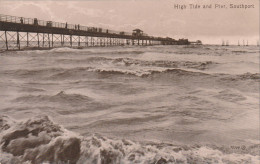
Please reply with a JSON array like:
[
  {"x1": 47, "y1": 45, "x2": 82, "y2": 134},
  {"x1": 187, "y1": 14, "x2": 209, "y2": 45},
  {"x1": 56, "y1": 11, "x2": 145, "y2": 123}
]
[{"x1": 0, "y1": 115, "x2": 259, "y2": 164}]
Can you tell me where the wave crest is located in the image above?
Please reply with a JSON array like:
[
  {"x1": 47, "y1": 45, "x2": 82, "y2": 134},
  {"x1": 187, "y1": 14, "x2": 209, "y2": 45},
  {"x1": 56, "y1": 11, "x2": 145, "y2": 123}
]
[{"x1": 0, "y1": 115, "x2": 259, "y2": 164}]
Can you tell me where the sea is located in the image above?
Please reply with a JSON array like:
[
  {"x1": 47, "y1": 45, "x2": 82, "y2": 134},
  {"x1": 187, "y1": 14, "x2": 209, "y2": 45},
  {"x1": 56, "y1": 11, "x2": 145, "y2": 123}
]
[{"x1": 0, "y1": 45, "x2": 259, "y2": 164}]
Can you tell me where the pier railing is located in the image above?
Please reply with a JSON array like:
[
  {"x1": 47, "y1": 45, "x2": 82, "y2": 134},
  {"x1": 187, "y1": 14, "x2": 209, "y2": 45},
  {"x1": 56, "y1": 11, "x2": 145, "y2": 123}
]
[{"x1": 0, "y1": 14, "x2": 132, "y2": 36}]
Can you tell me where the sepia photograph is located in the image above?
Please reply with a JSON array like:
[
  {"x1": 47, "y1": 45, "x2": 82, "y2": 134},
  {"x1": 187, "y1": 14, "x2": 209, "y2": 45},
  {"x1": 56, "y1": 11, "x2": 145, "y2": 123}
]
[{"x1": 0, "y1": 0, "x2": 259, "y2": 163}]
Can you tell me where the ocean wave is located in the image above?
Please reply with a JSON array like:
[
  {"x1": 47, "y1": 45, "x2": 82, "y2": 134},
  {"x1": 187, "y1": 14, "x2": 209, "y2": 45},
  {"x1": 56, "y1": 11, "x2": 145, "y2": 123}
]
[
  {"x1": 54, "y1": 56, "x2": 218, "y2": 71},
  {"x1": 237, "y1": 73, "x2": 259, "y2": 80},
  {"x1": 47, "y1": 47, "x2": 145, "y2": 56},
  {"x1": 143, "y1": 68, "x2": 211, "y2": 77},
  {"x1": 13, "y1": 91, "x2": 93, "y2": 106},
  {"x1": 112, "y1": 58, "x2": 216, "y2": 70},
  {"x1": 213, "y1": 89, "x2": 247, "y2": 102},
  {"x1": 3, "y1": 68, "x2": 64, "y2": 79},
  {"x1": 49, "y1": 67, "x2": 94, "y2": 80},
  {"x1": 0, "y1": 115, "x2": 259, "y2": 164},
  {"x1": 45, "y1": 66, "x2": 259, "y2": 82},
  {"x1": 80, "y1": 68, "x2": 213, "y2": 78},
  {"x1": 220, "y1": 73, "x2": 259, "y2": 81},
  {"x1": 3, "y1": 64, "x2": 258, "y2": 83}
]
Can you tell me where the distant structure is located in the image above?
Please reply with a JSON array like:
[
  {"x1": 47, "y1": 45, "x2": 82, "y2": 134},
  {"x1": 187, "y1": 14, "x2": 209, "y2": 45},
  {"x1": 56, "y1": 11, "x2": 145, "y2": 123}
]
[
  {"x1": 222, "y1": 40, "x2": 229, "y2": 46},
  {"x1": 222, "y1": 40, "x2": 225, "y2": 46},
  {"x1": 132, "y1": 29, "x2": 146, "y2": 37},
  {"x1": 0, "y1": 14, "x2": 200, "y2": 51},
  {"x1": 190, "y1": 40, "x2": 202, "y2": 45}
]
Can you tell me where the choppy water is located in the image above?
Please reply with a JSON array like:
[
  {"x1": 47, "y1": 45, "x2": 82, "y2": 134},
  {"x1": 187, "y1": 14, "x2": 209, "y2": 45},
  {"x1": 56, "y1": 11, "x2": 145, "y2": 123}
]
[{"x1": 0, "y1": 45, "x2": 259, "y2": 164}]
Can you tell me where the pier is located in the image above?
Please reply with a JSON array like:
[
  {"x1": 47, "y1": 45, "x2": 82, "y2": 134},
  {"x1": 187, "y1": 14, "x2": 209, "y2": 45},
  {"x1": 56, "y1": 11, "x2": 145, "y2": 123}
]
[{"x1": 0, "y1": 14, "x2": 194, "y2": 50}]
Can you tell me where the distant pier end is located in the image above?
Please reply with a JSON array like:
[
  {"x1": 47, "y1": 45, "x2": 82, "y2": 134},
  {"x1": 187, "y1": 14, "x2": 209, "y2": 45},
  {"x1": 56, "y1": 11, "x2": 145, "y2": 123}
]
[{"x1": 0, "y1": 14, "x2": 201, "y2": 50}]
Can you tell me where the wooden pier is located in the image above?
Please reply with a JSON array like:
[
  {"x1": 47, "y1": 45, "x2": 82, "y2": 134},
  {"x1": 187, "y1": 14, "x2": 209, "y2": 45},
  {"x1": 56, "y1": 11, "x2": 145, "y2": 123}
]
[{"x1": 0, "y1": 14, "x2": 193, "y2": 50}]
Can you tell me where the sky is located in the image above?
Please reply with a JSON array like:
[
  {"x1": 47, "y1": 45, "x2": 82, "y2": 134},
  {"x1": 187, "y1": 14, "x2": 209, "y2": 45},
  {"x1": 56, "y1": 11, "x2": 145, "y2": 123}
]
[{"x1": 0, "y1": 0, "x2": 259, "y2": 44}]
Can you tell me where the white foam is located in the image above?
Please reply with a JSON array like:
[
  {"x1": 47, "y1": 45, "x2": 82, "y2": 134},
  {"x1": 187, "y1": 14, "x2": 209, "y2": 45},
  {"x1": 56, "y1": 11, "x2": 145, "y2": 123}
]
[{"x1": 1, "y1": 115, "x2": 259, "y2": 164}]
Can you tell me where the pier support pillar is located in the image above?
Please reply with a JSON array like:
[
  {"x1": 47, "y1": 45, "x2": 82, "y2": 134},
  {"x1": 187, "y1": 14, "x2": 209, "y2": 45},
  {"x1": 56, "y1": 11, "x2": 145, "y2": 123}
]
[
  {"x1": 70, "y1": 35, "x2": 72, "y2": 47},
  {"x1": 48, "y1": 33, "x2": 50, "y2": 48},
  {"x1": 78, "y1": 36, "x2": 80, "y2": 47},
  {"x1": 5, "y1": 31, "x2": 8, "y2": 50},
  {"x1": 43, "y1": 33, "x2": 45, "y2": 47},
  {"x1": 26, "y1": 32, "x2": 29, "y2": 47},
  {"x1": 37, "y1": 33, "x2": 40, "y2": 48},
  {"x1": 61, "y1": 34, "x2": 63, "y2": 46},
  {"x1": 52, "y1": 34, "x2": 54, "y2": 47},
  {"x1": 85, "y1": 36, "x2": 88, "y2": 47},
  {"x1": 17, "y1": 31, "x2": 20, "y2": 50}
]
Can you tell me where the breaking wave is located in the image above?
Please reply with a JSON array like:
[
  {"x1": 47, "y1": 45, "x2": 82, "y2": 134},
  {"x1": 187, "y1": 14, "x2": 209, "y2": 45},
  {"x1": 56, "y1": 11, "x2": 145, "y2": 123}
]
[
  {"x1": 0, "y1": 115, "x2": 259, "y2": 164},
  {"x1": 14, "y1": 91, "x2": 92, "y2": 104},
  {"x1": 3, "y1": 66, "x2": 258, "y2": 82},
  {"x1": 56, "y1": 57, "x2": 218, "y2": 70}
]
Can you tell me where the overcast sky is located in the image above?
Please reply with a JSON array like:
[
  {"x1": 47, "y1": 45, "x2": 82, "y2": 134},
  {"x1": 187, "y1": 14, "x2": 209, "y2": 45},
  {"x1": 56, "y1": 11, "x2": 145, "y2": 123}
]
[{"x1": 0, "y1": 0, "x2": 259, "y2": 44}]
